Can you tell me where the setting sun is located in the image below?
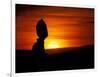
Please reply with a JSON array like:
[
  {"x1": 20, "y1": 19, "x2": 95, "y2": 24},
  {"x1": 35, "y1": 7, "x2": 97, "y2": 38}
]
[
  {"x1": 44, "y1": 39, "x2": 70, "y2": 49},
  {"x1": 45, "y1": 41, "x2": 59, "y2": 49},
  {"x1": 45, "y1": 39, "x2": 62, "y2": 49}
]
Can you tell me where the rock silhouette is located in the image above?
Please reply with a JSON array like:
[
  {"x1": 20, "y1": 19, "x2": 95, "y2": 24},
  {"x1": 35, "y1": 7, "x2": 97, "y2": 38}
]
[
  {"x1": 36, "y1": 18, "x2": 48, "y2": 39},
  {"x1": 32, "y1": 18, "x2": 48, "y2": 66}
]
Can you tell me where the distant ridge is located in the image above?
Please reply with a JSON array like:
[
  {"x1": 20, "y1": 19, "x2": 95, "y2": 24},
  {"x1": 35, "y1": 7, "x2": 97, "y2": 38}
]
[{"x1": 16, "y1": 44, "x2": 94, "y2": 55}]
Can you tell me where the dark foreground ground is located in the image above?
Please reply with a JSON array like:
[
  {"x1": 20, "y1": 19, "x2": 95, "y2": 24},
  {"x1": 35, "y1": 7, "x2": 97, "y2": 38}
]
[{"x1": 16, "y1": 45, "x2": 94, "y2": 73}]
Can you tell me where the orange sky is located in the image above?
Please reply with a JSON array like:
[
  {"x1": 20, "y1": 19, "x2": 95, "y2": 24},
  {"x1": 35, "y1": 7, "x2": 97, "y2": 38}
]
[{"x1": 16, "y1": 4, "x2": 94, "y2": 50}]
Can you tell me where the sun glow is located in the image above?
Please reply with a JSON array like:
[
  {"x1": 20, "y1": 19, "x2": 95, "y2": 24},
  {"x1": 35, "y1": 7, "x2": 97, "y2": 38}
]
[
  {"x1": 45, "y1": 39, "x2": 60, "y2": 49},
  {"x1": 47, "y1": 41, "x2": 59, "y2": 49}
]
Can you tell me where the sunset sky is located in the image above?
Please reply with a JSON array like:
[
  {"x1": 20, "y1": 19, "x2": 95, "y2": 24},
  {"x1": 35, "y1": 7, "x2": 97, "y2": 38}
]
[{"x1": 16, "y1": 4, "x2": 94, "y2": 50}]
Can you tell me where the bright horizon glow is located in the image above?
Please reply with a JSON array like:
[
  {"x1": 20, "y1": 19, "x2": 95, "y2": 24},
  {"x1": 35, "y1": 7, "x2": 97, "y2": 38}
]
[
  {"x1": 45, "y1": 40, "x2": 59, "y2": 49},
  {"x1": 44, "y1": 39, "x2": 70, "y2": 49}
]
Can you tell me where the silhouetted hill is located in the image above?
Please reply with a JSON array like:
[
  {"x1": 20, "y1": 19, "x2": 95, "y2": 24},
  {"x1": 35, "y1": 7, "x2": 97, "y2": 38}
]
[{"x1": 16, "y1": 45, "x2": 94, "y2": 73}]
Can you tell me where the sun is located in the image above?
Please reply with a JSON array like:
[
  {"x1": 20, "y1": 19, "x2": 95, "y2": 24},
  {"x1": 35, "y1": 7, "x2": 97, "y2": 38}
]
[
  {"x1": 44, "y1": 39, "x2": 71, "y2": 49},
  {"x1": 45, "y1": 39, "x2": 60, "y2": 49},
  {"x1": 47, "y1": 41, "x2": 59, "y2": 49}
]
